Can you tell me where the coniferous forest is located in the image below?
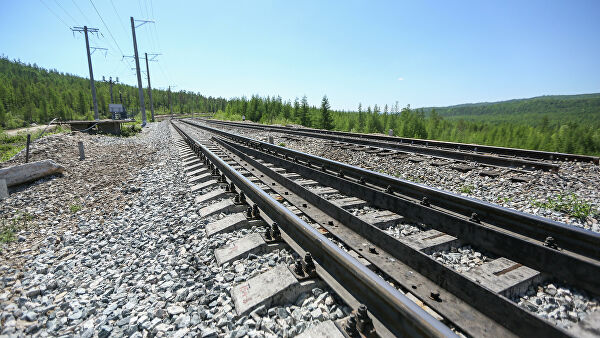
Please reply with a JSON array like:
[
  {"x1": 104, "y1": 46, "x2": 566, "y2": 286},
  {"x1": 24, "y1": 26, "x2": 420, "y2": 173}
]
[
  {"x1": 1, "y1": 56, "x2": 599, "y2": 155},
  {"x1": 0, "y1": 56, "x2": 226, "y2": 128}
]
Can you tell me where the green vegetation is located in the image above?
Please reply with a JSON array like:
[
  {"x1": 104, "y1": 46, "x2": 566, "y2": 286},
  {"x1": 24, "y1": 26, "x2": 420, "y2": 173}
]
[
  {"x1": 221, "y1": 94, "x2": 600, "y2": 155},
  {"x1": 0, "y1": 212, "x2": 33, "y2": 244},
  {"x1": 533, "y1": 193, "x2": 596, "y2": 219},
  {"x1": 120, "y1": 123, "x2": 142, "y2": 137},
  {"x1": 278, "y1": 142, "x2": 286, "y2": 147},
  {"x1": 0, "y1": 56, "x2": 227, "y2": 129},
  {"x1": 460, "y1": 185, "x2": 475, "y2": 194},
  {"x1": 69, "y1": 204, "x2": 82, "y2": 213},
  {"x1": 0, "y1": 125, "x2": 69, "y2": 162},
  {"x1": 3, "y1": 56, "x2": 599, "y2": 155}
]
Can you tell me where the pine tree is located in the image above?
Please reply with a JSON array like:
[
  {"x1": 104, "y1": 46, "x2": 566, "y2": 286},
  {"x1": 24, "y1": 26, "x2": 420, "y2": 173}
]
[
  {"x1": 300, "y1": 95, "x2": 310, "y2": 126},
  {"x1": 320, "y1": 95, "x2": 333, "y2": 130}
]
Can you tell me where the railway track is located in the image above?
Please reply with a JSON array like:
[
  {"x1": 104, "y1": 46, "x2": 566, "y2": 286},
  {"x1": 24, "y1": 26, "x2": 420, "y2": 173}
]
[
  {"x1": 172, "y1": 119, "x2": 600, "y2": 337},
  {"x1": 199, "y1": 119, "x2": 600, "y2": 172}
]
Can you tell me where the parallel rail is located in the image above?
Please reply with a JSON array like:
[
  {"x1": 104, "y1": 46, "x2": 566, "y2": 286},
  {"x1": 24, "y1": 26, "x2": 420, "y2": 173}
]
[
  {"x1": 179, "y1": 119, "x2": 600, "y2": 337},
  {"x1": 201, "y1": 119, "x2": 600, "y2": 170},
  {"x1": 172, "y1": 121, "x2": 455, "y2": 338}
]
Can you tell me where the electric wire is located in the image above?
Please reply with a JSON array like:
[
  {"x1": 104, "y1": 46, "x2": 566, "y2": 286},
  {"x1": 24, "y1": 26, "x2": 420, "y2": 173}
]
[
  {"x1": 71, "y1": 0, "x2": 92, "y2": 25},
  {"x1": 53, "y1": 0, "x2": 79, "y2": 25},
  {"x1": 39, "y1": 0, "x2": 70, "y2": 28}
]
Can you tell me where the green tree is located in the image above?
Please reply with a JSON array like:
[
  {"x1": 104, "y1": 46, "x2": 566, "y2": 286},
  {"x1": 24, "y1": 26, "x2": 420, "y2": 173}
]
[
  {"x1": 300, "y1": 95, "x2": 310, "y2": 126},
  {"x1": 320, "y1": 95, "x2": 333, "y2": 130}
]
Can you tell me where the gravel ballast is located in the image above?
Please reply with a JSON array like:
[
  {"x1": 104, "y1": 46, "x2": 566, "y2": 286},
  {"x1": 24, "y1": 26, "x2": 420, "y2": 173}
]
[{"x1": 1, "y1": 122, "x2": 347, "y2": 337}]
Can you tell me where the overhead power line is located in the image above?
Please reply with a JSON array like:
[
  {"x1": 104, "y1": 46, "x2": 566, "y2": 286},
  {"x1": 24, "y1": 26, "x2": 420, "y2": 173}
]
[
  {"x1": 88, "y1": 0, "x2": 125, "y2": 56},
  {"x1": 53, "y1": 0, "x2": 78, "y2": 25},
  {"x1": 71, "y1": 0, "x2": 92, "y2": 24},
  {"x1": 39, "y1": 0, "x2": 70, "y2": 28}
]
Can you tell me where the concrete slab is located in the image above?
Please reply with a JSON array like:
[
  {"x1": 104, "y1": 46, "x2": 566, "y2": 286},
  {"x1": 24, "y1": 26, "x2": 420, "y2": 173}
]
[
  {"x1": 195, "y1": 189, "x2": 230, "y2": 204},
  {"x1": 450, "y1": 164, "x2": 475, "y2": 172},
  {"x1": 191, "y1": 180, "x2": 219, "y2": 193},
  {"x1": 462, "y1": 257, "x2": 541, "y2": 298},
  {"x1": 185, "y1": 163, "x2": 203, "y2": 172},
  {"x1": 232, "y1": 264, "x2": 319, "y2": 316},
  {"x1": 215, "y1": 233, "x2": 286, "y2": 265},
  {"x1": 310, "y1": 187, "x2": 338, "y2": 195},
  {"x1": 296, "y1": 320, "x2": 344, "y2": 338},
  {"x1": 199, "y1": 199, "x2": 246, "y2": 218},
  {"x1": 188, "y1": 173, "x2": 212, "y2": 184},
  {"x1": 358, "y1": 211, "x2": 403, "y2": 229},
  {"x1": 331, "y1": 197, "x2": 367, "y2": 210},
  {"x1": 205, "y1": 213, "x2": 250, "y2": 237},
  {"x1": 294, "y1": 179, "x2": 320, "y2": 187},
  {"x1": 186, "y1": 167, "x2": 209, "y2": 177},
  {"x1": 182, "y1": 159, "x2": 201, "y2": 167},
  {"x1": 404, "y1": 230, "x2": 459, "y2": 253}
]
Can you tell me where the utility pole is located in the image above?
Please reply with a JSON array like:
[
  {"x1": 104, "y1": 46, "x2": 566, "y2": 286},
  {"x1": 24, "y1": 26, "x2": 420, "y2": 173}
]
[
  {"x1": 168, "y1": 86, "x2": 173, "y2": 116},
  {"x1": 71, "y1": 26, "x2": 105, "y2": 121},
  {"x1": 144, "y1": 53, "x2": 154, "y2": 122},
  {"x1": 102, "y1": 76, "x2": 119, "y2": 104},
  {"x1": 144, "y1": 53, "x2": 160, "y2": 122},
  {"x1": 129, "y1": 17, "x2": 154, "y2": 127}
]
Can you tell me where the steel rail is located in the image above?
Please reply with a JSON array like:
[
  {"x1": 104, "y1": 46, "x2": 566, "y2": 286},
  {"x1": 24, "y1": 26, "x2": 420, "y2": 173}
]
[
  {"x1": 171, "y1": 121, "x2": 456, "y2": 338},
  {"x1": 181, "y1": 119, "x2": 600, "y2": 297},
  {"x1": 183, "y1": 119, "x2": 600, "y2": 260},
  {"x1": 202, "y1": 118, "x2": 600, "y2": 165},
  {"x1": 210, "y1": 134, "x2": 572, "y2": 337}
]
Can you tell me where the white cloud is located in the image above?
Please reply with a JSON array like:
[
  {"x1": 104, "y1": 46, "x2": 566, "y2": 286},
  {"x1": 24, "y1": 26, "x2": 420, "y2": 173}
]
[{"x1": 397, "y1": 77, "x2": 404, "y2": 81}]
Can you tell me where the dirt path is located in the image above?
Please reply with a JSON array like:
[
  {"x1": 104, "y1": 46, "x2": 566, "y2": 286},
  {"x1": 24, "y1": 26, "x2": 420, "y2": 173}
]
[{"x1": 4, "y1": 124, "x2": 57, "y2": 137}]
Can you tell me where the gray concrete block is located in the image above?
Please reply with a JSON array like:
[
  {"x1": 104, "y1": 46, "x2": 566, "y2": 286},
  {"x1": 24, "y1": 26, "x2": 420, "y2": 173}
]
[
  {"x1": 296, "y1": 320, "x2": 344, "y2": 338},
  {"x1": 195, "y1": 189, "x2": 230, "y2": 204},
  {"x1": 185, "y1": 163, "x2": 203, "y2": 172},
  {"x1": 182, "y1": 158, "x2": 201, "y2": 167},
  {"x1": 191, "y1": 180, "x2": 219, "y2": 193},
  {"x1": 462, "y1": 257, "x2": 541, "y2": 298},
  {"x1": 188, "y1": 172, "x2": 212, "y2": 184},
  {"x1": 205, "y1": 213, "x2": 249, "y2": 237},
  {"x1": 199, "y1": 199, "x2": 246, "y2": 218},
  {"x1": 358, "y1": 211, "x2": 403, "y2": 229},
  {"x1": 331, "y1": 197, "x2": 366, "y2": 210},
  {"x1": 232, "y1": 265, "x2": 319, "y2": 316},
  {"x1": 186, "y1": 168, "x2": 209, "y2": 178},
  {"x1": 214, "y1": 233, "x2": 286, "y2": 265},
  {"x1": 403, "y1": 230, "x2": 459, "y2": 253},
  {"x1": 310, "y1": 187, "x2": 338, "y2": 195}
]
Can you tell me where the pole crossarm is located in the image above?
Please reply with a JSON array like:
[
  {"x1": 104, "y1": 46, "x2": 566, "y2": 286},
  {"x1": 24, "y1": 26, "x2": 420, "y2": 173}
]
[
  {"x1": 134, "y1": 19, "x2": 155, "y2": 28},
  {"x1": 123, "y1": 53, "x2": 161, "y2": 61}
]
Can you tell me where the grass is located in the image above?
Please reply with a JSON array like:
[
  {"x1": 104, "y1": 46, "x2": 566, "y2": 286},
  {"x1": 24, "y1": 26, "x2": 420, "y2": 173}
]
[
  {"x1": 533, "y1": 193, "x2": 596, "y2": 220},
  {"x1": 460, "y1": 184, "x2": 475, "y2": 194},
  {"x1": 69, "y1": 204, "x2": 82, "y2": 213},
  {"x1": 0, "y1": 125, "x2": 70, "y2": 162},
  {"x1": 278, "y1": 142, "x2": 286, "y2": 147},
  {"x1": 120, "y1": 123, "x2": 142, "y2": 137},
  {"x1": 0, "y1": 212, "x2": 33, "y2": 244}
]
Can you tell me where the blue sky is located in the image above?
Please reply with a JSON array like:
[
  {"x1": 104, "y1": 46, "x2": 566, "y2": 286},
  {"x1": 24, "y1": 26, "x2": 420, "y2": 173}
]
[{"x1": 1, "y1": 0, "x2": 599, "y2": 110}]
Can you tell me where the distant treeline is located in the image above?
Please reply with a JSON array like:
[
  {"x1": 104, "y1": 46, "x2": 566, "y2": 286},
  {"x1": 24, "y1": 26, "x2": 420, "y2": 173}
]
[
  {"x1": 0, "y1": 56, "x2": 227, "y2": 128},
  {"x1": 220, "y1": 95, "x2": 600, "y2": 156},
  {"x1": 2, "y1": 56, "x2": 599, "y2": 155},
  {"x1": 425, "y1": 93, "x2": 600, "y2": 126}
]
